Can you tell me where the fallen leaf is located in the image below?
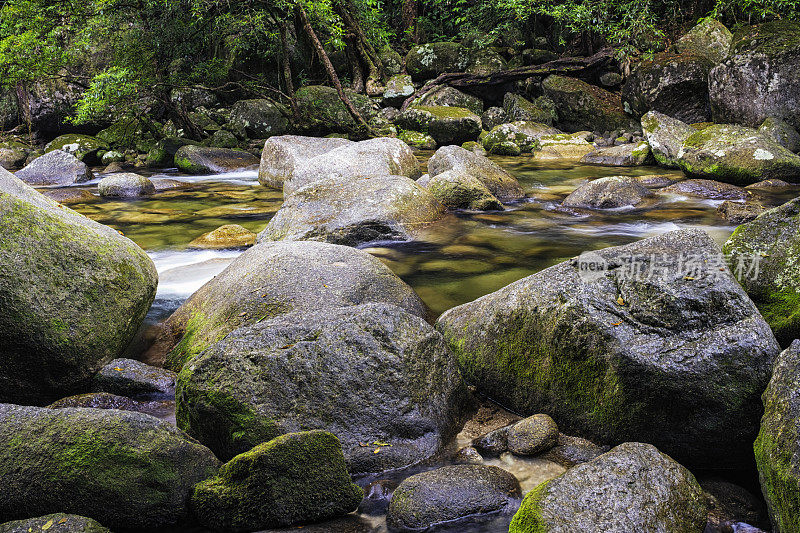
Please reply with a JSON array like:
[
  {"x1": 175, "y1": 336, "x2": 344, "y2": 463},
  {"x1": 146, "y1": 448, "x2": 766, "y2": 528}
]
[
  {"x1": 611, "y1": 322, "x2": 622, "y2": 326},
  {"x1": 238, "y1": 312, "x2": 248, "y2": 317},
  {"x1": 373, "y1": 440, "x2": 392, "y2": 447},
  {"x1": 58, "y1": 519, "x2": 67, "y2": 524},
  {"x1": 374, "y1": 448, "x2": 380, "y2": 454},
  {"x1": 114, "y1": 367, "x2": 123, "y2": 372},
  {"x1": 41, "y1": 520, "x2": 53, "y2": 531},
  {"x1": 684, "y1": 276, "x2": 695, "y2": 281},
  {"x1": 616, "y1": 296, "x2": 625, "y2": 306}
]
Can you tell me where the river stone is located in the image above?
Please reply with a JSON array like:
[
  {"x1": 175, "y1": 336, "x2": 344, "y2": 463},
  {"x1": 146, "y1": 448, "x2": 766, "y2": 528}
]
[
  {"x1": 295, "y1": 85, "x2": 377, "y2": 133},
  {"x1": 0, "y1": 169, "x2": 158, "y2": 405},
  {"x1": 42, "y1": 188, "x2": 98, "y2": 205},
  {"x1": 759, "y1": 117, "x2": 800, "y2": 153},
  {"x1": 176, "y1": 303, "x2": 470, "y2": 472},
  {"x1": 15, "y1": 149, "x2": 93, "y2": 186},
  {"x1": 188, "y1": 224, "x2": 256, "y2": 249},
  {"x1": 0, "y1": 145, "x2": 28, "y2": 170},
  {"x1": 396, "y1": 105, "x2": 482, "y2": 146},
  {"x1": 676, "y1": 18, "x2": 733, "y2": 63},
  {"x1": 0, "y1": 404, "x2": 220, "y2": 529},
  {"x1": 634, "y1": 174, "x2": 679, "y2": 188},
  {"x1": 483, "y1": 121, "x2": 561, "y2": 154},
  {"x1": 754, "y1": 341, "x2": 800, "y2": 532},
  {"x1": 152, "y1": 241, "x2": 427, "y2": 371},
  {"x1": 508, "y1": 442, "x2": 708, "y2": 532},
  {"x1": 416, "y1": 86, "x2": 483, "y2": 115},
  {"x1": 473, "y1": 426, "x2": 511, "y2": 457},
  {"x1": 228, "y1": 99, "x2": 289, "y2": 139},
  {"x1": 146, "y1": 137, "x2": 201, "y2": 167},
  {"x1": 542, "y1": 433, "x2": 609, "y2": 468},
  {"x1": 533, "y1": 132, "x2": 595, "y2": 161},
  {"x1": 717, "y1": 200, "x2": 766, "y2": 224},
  {"x1": 97, "y1": 173, "x2": 155, "y2": 198},
  {"x1": 399, "y1": 130, "x2": 437, "y2": 150},
  {"x1": 282, "y1": 137, "x2": 421, "y2": 196},
  {"x1": 406, "y1": 42, "x2": 469, "y2": 81},
  {"x1": 580, "y1": 142, "x2": 653, "y2": 166},
  {"x1": 723, "y1": 198, "x2": 800, "y2": 347},
  {"x1": 0, "y1": 514, "x2": 110, "y2": 533},
  {"x1": 91, "y1": 358, "x2": 176, "y2": 398},
  {"x1": 542, "y1": 75, "x2": 636, "y2": 133},
  {"x1": 386, "y1": 465, "x2": 522, "y2": 532},
  {"x1": 641, "y1": 111, "x2": 696, "y2": 168},
  {"x1": 436, "y1": 229, "x2": 780, "y2": 469},
  {"x1": 174, "y1": 145, "x2": 258, "y2": 174},
  {"x1": 562, "y1": 176, "x2": 654, "y2": 209},
  {"x1": 503, "y1": 93, "x2": 557, "y2": 126},
  {"x1": 482, "y1": 107, "x2": 508, "y2": 131},
  {"x1": 677, "y1": 124, "x2": 800, "y2": 184},
  {"x1": 508, "y1": 414, "x2": 559, "y2": 456},
  {"x1": 467, "y1": 47, "x2": 507, "y2": 76},
  {"x1": 191, "y1": 431, "x2": 362, "y2": 532},
  {"x1": 709, "y1": 21, "x2": 800, "y2": 130},
  {"x1": 44, "y1": 134, "x2": 108, "y2": 164},
  {"x1": 258, "y1": 135, "x2": 353, "y2": 190},
  {"x1": 428, "y1": 145, "x2": 525, "y2": 200},
  {"x1": 426, "y1": 169, "x2": 504, "y2": 211},
  {"x1": 259, "y1": 175, "x2": 446, "y2": 247},
  {"x1": 661, "y1": 178, "x2": 747, "y2": 200},
  {"x1": 622, "y1": 52, "x2": 714, "y2": 123},
  {"x1": 47, "y1": 392, "x2": 168, "y2": 418},
  {"x1": 383, "y1": 74, "x2": 415, "y2": 107}
]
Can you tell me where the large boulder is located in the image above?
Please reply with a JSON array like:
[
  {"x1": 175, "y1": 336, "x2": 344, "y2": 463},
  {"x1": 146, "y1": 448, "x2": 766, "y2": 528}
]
[
  {"x1": 228, "y1": 99, "x2": 290, "y2": 139},
  {"x1": 146, "y1": 137, "x2": 200, "y2": 168},
  {"x1": 436, "y1": 229, "x2": 780, "y2": 469},
  {"x1": 259, "y1": 174, "x2": 446, "y2": 247},
  {"x1": 662, "y1": 178, "x2": 747, "y2": 200},
  {"x1": 406, "y1": 42, "x2": 470, "y2": 81},
  {"x1": 426, "y1": 170, "x2": 504, "y2": 211},
  {"x1": 0, "y1": 169, "x2": 157, "y2": 405},
  {"x1": 396, "y1": 106, "x2": 482, "y2": 146},
  {"x1": 675, "y1": 18, "x2": 733, "y2": 63},
  {"x1": 503, "y1": 93, "x2": 557, "y2": 125},
  {"x1": 754, "y1": 341, "x2": 800, "y2": 532},
  {"x1": 415, "y1": 86, "x2": 483, "y2": 115},
  {"x1": 44, "y1": 134, "x2": 108, "y2": 164},
  {"x1": 509, "y1": 442, "x2": 708, "y2": 532},
  {"x1": 0, "y1": 514, "x2": 110, "y2": 533},
  {"x1": 542, "y1": 75, "x2": 636, "y2": 132},
  {"x1": 151, "y1": 241, "x2": 427, "y2": 370},
  {"x1": 386, "y1": 465, "x2": 521, "y2": 532},
  {"x1": 709, "y1": 21, "x2": 800, "y2": 130},
  {"x1": 97, "y1": 173, "x2": 156, "y2": 198},
  {"x1": 677, "y1": 124, "x2": 800, "y2": 184},
  {"x1": 724, "y1": 198, "x2": 800, "y2": 347},
  {"x1": 428, "y1": 145, "x2": 525, "y2": 201},
  {"x1": 174, "y1": 145, "x2": 259, "y2": 174},
  {"x1": 295, "y1": 85, "x2": 377, "y2": 133},
  {"x1": 15, "y1": 149, "x2": 93, "y2": 186},
  {"x1": 580, "y1": 141, "x2": 653, "y2": 166},
  {"x1": 175, "y1": 303, "x2": 470, "y2": 473},
  {"x1": 533, "y1": 132, "x2": 595, "y2": 161},
  {"x1": 482, "y1": 121, "x2": 561, "y2": 154},
  {"x1": 759, "y1": 117, "x2": 800, "y2": 153},
  {"x1": 641, "y1": 111, "x2": 696, "y2": 168},
  {"x1": 383, "y1": 74, "x2": 416, "y2": 107},
  {"x1": 622, "y1": 52, "x2": 714, "y2": 123},
  {"x1": 562, "y1": 176, "x2": 654, "y2": 209},
  {"x1": 281, "y1": 137, "x2": 420, "y2": 196},
  {"x1": 0, "y1": 404, "x2": 220, "y2": 529},
  {"x1": 258, "y1": 135, "x2": 353, "y2": 190},
  {"x1": 191, "y1": 431, "x2": 362, "y2": 532}
]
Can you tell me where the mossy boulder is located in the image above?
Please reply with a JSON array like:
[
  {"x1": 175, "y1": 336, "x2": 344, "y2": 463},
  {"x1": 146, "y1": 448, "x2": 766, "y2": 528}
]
[
  {"x1": 191, "y1": 431, "x2": 362, "y2": 532},
  {"x1": 406, "y1": 42, "x2": 470, "y2": 81},
  {"x1": 426, "y1": 170, "x2": 504, "y2": 211},
  {"x1": 709, "y1": 21, "x2": 800, "y2": 129},
  {"x1": 622, "y1": 52, "x2": 714, "y2": 123},
  {"x1": 509, "y1": 442, "x2": 708, "y2": 532},
  {"x1": 91, "y1": 358, "x2": 176, "y2": 398},
  {"x1": 641, "y1": 111, "x2": 696, "y2": 168},
  {"x1": 188, "y1": 224, "x2": 256, "y2": 250},
  {"x1": 399, "y1": 130, "x2": 437, "y2": 150},
  {"x1": 580, "y1": 141, "x2": 653, "y2": 166},
  {"x1": 542, "y1": 75, "x2": 636, "y2": 132},
  {"x1": 47, "y1": 392, "x2": 169, "y2": 418},
  {"x1": 482, "y1": 121, "x2": 561, "y2": 154},
  {"x1": 396, "y1": 105, "x2": 482, "y2": 146},
  {"x1": 723, "y1": 198, "x2": 800, "y2": 347},
  {"x1": 0, "y1": 404, "x2": 220, "y2": 529},
  {"x1": 533, "y1": 132, "x2": 595, "y2": 161},
  {"x1": 146, "y1": 137, "x2": 201, "y2": 168},
  {"x1": 562, "y1": 176, "x2": 654, "y2": 209},
  {"x1": 386, "y1": 465, "x2": 521, "y2": 532},
  {"x1": 503, "y1": 93, "x2": 557, "y2": 126},
  {"x1": 15, "y1": 149, "x2": 93, "y2": 186},
  {"x1": 676, "y1": 18, "x2": 733, "y2": 63},
  {"x1": 176, "y1": 303, "x2": 470, "y2": 473},
  {"x1": 482, "y1": 106, "x2": 508, "y2": 131},
  {"x1": 0, "y1": 142, "x2": 28, "y2": 170},
  {"x1": 661, "y1": 178, "x2": 747, "y2": 200},
  {"x1": 96, "y1": 117, "x2": 157, "y2": 149},
  {"x1": 259, "y1": 174, "x2": 446, "y2": 246},
  {"x1": 97, "y1": 173, "x2": 156, "y2": 198},
  {"x1": 150, "y1": 241, "x2": 427, "y2": 371},
  {"x1": 436, "y1": 229, "x2": 780, "y2": 469},
  {"x1": 207, "y1": 129, "x2": 239, "y2": 149},
  {"x1": 383, "y1": 74, "x2": 416, "y2": 107},
  {"x1": 0, "y1": 514, "x2": 110, "y2": 533},
  {"x1": 0, "y1": 169, "x2": 157, "y2": 405},
  {"x1": 227, "y1": 99, "x2": 289, "y2": 139},
  {"x1": 716, "y1": 200, "x2": 767, "y2": 224},
  {"x1": 428, "y1": 145, "x2": 525, "y2": 200},
  {"x1": 507, "y1": 414, "x2": 559, "y2": 456},
  {"x1": 44, "y1": 134, "x2": 108, "y2": 164},
  {"x1": 174, "y1": 145, "x2": 258, "y2": 174},
  {"x1": 759, "y1": 117, "x2": 800, "y2": 153},
  {"x1": 295, "y1": 85, "x2": 377, "y2": 134},
  {"x1": 754, "y1": 340, "x2": 800, "y2": 532},
  {"x1": 489, "y1": 141, "x2": 522, "y2": 156},
  {"x1": 258, "y1": 135, "x2": 353, "y2": 190},
  {"x1": 415, "y1": 86, "x2": 484, "y2": 115},
  {"x1": 677, "y1": 124, "x2": 800, "y2": 184}
]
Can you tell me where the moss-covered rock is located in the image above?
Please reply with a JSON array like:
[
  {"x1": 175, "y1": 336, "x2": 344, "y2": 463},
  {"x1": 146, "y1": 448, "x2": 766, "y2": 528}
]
[
  {"x1": 759, "y1": 117, "x2": 800, "y2": 153},
  {"x1": 44, "y1": 134, "x2": 108, "y2": 164},
  {"x1": 406, "y1": 42, "x2": 470, "y2": 81},
  {"x1": 146, "y1": 137, "x2": 201, "y2": 168},
  {"x1": 174, "y1": 145, "x2": 259, "y2": 174},
  {"x1": 295, "y1": 85, "x2": 377, "y2": 134},
  {"x1": 96, "y1": 117, "x2": 158, "y2": 150},
  {"x1": 97, "y1": 173, "x2": 156, "y2": 198},
  {"x1": 641, "y1": 111, "x2": 696, "y2": 168},
  {"x1": 580, "y1": 141, "x2": 653, "y2": 166},
  {"x1": 504, "y1": 93, "x2": 557, "y2": 126},
  {"x1": 91, "y1": 358, "x2": 176, "y2": 398},
  {"x1": 436, "y1": 229, "x2": 779, "y2": 469},
  {"x1": 542, "y1": 75, "x2": 636, "y2": 132},
  {"x1": 387, "y1": 465, "x2": 521, "y2": 532},
  {"x1": 426, "y1": 170, "x2": 504, "y2": 211},
  {"x1": 428, "y1": 144, "x2": 525, "y2": 200},
  {"x1": 258, "y1": 135, "x2": 353, "y2": 190},
  {"x1": 533, "y1": 132, "x2": 595, "y2": 161},
  {"x1": 0, "y1": 404, "x2": 220, "y2": 529},
  {"x1": 754, "y1": 340, "x2": 800, "y2": 532},
  {"x1": 188, "y1": 224, "x2": 256, "y2": 250},
  {"x1": 191, "y1": 431, "x2": 362, "y2": 532},
  {"x1": 709, "y1": 20, "x2": 800, "y2": 129},
  {"x1": 396, "y1": 105, "x2": 482, "y2": 146},
  {"x1": 15, "y1": 149, "x2": 93, "y2": 186},
  {"x1": 677, "y1": 124, "x2": 800, "y2": 184},
  {"x1": 0, "y1": 169, "x2": 157, "y2": 405},
  {"x1": 467, "y1": 47, "x2": 507, "y2": 75},
  {"x1": 562, "y1": 176, "x2": 654, "y2": 209},
  {"x1": 399, "y1": 129, "x2": 437, "y2": 150},
  {"x1": 47, "y1": 392, "x2": 169, "y2": 418},
  {"x1": 176, "y1": 303, "x2": 470, "y2": 473},
  {"x1": 481, "y1": 106, "x2": 508, "y2": 131},
  {"x1": 415, "y1": 86, "x2": 484, "y2": 115},
  {"x1": 723, "y1": 198, "x2": 800, "y2": 347},
  {"x1": 0, "y1": 513, "x2": 110, "y2": 533},
  {"x1": 482, "y1": 121, "x2": 561, "y2": 154},
  {"x1": 507, "y1": 414, "x2": 559, "y2": 456},
  {"x1": 676, "y1": 18, "x2": 733, "y2": 63},
  {"x1": 151, "y1": 241, "x2": 427, "y2": 371},
  {"x1": 207, "y1": 129, "x2": 239, "y2": 149},
  {"x1": 227, "y1": 99, "x2": 290, "y2": 139},
  {"x1": 383, "y1": 74, "x2": 416, "y2": 107},
  {"x1": 509, "y1": 442, "x2": 708, "y2": 532}
]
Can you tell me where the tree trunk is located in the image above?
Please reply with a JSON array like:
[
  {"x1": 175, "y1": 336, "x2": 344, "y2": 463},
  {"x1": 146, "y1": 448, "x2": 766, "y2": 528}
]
[
  {"x1": 279, "y1": 21, "x2": 300, "y2": 123},
  {"x1": 345, "y1": 33, "x2": 366, "y2": 93},
  {"x1": 334, "y1": 0, "x2": 385, "y2": 95},
  {"x1": 402, "y1": 0, "x2": 418, "y2": 44}
]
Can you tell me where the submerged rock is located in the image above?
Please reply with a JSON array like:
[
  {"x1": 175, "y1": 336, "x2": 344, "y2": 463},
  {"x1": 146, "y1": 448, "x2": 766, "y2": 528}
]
[
  {"x1": 97, "y1": 173, "x2": 156, "y2": 198},
  {"x1": 426, "y1": 169, "x2": 504, "y2": 211},
  {"x1": 258, "y1": 135, "x2": 352, "y2": 190},
  {"x1": 509, "y1": 442, "x2": 708, "y2": 532},
  {"x1": 387, "y1": 465, "x2": 522, "y2": 532},
  {"x1": 191, "y1": 431, "x2": 362, "y2": 532},
  {"x1": 174, "y1": 145, "x2": 258, "y2": 174},
  {"x1": 437, "y1": 229, "x2": 779, "y2": 469},
  {"x1": 0, "y1": 169, "x2": 157, "y2": 405},
  {"x1": 641, "y1": 111, "x2": 696, "y2": 168},
  {"x1": 0, "y1": 514, "x2": 110, "y2": 533},
  {"x1": 0, "y1": 404, "x2": 220, "y2": 529},
  {"x1": 428, "y1": 145, "x2": 525, "y2": 200},
  {"x1": 176, "y1": 303, "x2": 470, "y2": 473},
  {"x1": 396, "y1": 105, "x2": 482, "y2": 146},
  {"x1": 15, "y1": 149, "x2": 93, "y2": 186},
  {"x1": 562, "y1": 176, "x2": 654, "y2": 209},
  {"x1": 188, "y1": 224, "x2": 256, "y2": 249}
]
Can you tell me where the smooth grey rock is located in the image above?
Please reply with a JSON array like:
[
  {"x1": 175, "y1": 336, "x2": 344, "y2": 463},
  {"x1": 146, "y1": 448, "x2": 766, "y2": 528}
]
[
  {"x1": 562, "y1": 176, "x2": 654, "y2": 209},
  {"x1": 258, "y1": 135, "x2": 353, "y2": 190},
  {"x1": 15, "y1": 149, "x2": 93, "y2": 186},
  {"x1": 428, "y1": 145, "x2": 525, "y2": 201}
]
